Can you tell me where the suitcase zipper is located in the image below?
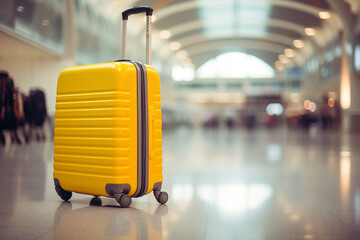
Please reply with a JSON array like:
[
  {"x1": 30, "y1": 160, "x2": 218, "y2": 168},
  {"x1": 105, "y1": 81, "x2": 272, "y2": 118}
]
[
  {"x1": 137, "y1": 62, "x2": 149, "y2": 197},
  {"x1": 114, "y1": 60, "x2": 149, "y2": 198}
]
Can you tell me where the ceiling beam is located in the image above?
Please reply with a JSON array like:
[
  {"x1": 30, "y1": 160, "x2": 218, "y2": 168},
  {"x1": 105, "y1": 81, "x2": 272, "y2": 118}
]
[
  {"x1": 183, "y1": 39, "x2": 285, "y2": 59},
  {"x1": 190, "y1": 49, "x2": 279, "y2": 67},
  {"x1": 325, "y1": 0, "x2": 356, "y2": 40},
  {"x1": 178, "y1": 33, "x2": 296, "y2": 50},
  {"x1": 154, "y1": 0, "x2": 326, "y2": 21},
  {"x1": 164, "y1": 18, "x2": 318, "y2": 48},
  {"x1": 175, "y1": 39, "x2": 305, "y2": 67}
]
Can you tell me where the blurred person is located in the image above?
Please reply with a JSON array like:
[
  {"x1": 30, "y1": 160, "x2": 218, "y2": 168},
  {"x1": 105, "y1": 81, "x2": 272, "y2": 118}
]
[
  {"x1": 330, "y1": 100, "x2": 342, "y2": 129},
  {"x1": 0, "y1": 71, "x2": 21, "y2": 144},
  {"x1": 299, "y1": 108, "x2": 317, "y2": 131},
  {"x1": 14, "y1": 88, "x2": 29, "y2": 142},
  {"x1": 285, "y1": 102, "x2": 301, "y2": 129},
  {"x1": 266, "y1": 113, "x2": 277, "y2": 128},
  {"x1": 225, "y1": 107, "x2": 235, "y2": 129},
  {"x1": 319, "y1": 95, "x2": 332, "y2": 131},
  {"x1": 203, "y1": 113, "x2": 219, "y2": 128},
  {"x1": 243, "y1": 107, "x2": 256, "y2": 129},
  {"x1": 0, "y1": 71, "x2": 6, "y2": 145}
]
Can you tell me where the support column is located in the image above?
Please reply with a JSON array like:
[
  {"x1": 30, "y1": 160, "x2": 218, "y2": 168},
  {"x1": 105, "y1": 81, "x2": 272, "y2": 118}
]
[{"x1": 327, "y1": 0, "x2": 360, "y2": 133}]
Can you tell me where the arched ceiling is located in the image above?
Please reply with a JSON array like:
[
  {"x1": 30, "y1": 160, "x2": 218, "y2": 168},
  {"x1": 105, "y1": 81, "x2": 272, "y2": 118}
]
[
  {"x1": 132, "y1": 0, "x2": 348, "y2": 69},
  {"x1": 92, "y1": 0, "x2": 354, "y2": 70}
]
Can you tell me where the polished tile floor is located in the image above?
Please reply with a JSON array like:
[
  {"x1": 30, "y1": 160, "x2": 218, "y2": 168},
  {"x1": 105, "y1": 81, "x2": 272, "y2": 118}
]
[{"x1": 0, "y1": 126, "x2": 360, "y2": 240}]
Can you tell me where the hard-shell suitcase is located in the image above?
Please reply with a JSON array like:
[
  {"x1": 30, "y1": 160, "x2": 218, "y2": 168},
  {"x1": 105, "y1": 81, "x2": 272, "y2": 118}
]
[{"x1": 53, "y1": 6, "x2": 168, "y2": 207}]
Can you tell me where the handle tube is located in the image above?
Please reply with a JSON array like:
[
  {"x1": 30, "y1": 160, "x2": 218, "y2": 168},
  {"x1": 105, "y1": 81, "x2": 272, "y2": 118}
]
[
  {"x1": 122, "y1": 20, "x2": 127, "y2": 60},
  {"x1": 122, "y1": 6, "x2": 153, "y2": 65}
]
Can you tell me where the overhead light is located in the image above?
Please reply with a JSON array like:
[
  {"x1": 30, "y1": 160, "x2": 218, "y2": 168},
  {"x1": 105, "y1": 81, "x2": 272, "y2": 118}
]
[
  {"x1": 275, "y1": 61, "x2": 284, "y2": 70},
  {"x1": 304, "y1": 100, "x2": 311, "y2": 110},
  {"x1": 177, "y1": 50, "x2": 188, "y2": 59},
  {"x1": 170, "y1": 41, "x2": 181, "y2": 51},
  {"x1": 293, "y1": 40, "x2": 304, "y2": 48},
  {"x1": 319, "y1": 11, "x2": 331, "y2": 19},
  {"x1": 16, "y1": 6, "x2": 24, "y2": 12},
  {"x1": 279, "y1": 54, "x2": 288, "y2": 64},
  {"x1": 159, "y1": 30, "x2": 171, "y2": 39},
  {"x1": 328, "y1": 98, "x2": 335, "y2": 108},
  {"x1": 266, "y1": 103, "x2": 284, "y2": 116},
  {"x1": 285, "y1": 49, "x2": 296, "y2": 58},
  {"x1": 183, "y1": 58, "x2": 194, "y2": 67},
  {"x1": 305, "y1": 28, "x2": 316, "y2": 36},
  {"x1": 303, "y1": 100, "x2": 317, "y2": 112},
  {"x1": 309, "y1": 102, "x2": 316, "y2": 112},
  {"x1": 41, "y1": 19, "x2": 50, "y2": 26}
]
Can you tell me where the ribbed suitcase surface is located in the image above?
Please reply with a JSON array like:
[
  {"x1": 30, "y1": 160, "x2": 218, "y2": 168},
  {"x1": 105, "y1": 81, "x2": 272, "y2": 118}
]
[
  {"x1": 53, "y1": 6, "x2": 168, "y2": 207},
  {"x1": 54, "y1": 62, "x2": 139, "y2": 197}
]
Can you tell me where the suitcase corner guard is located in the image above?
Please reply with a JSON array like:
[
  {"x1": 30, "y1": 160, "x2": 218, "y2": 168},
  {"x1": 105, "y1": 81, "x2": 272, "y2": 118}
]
[
  {"x1": 153, "y1": 182, "x2": 168, "y2": 204},
  {"x1": 54, "y1": 178, "x2": 72, "y2": 201},
  {"x1": 105, "y1": 184, "x2": 132, "y2": 207},
  {"x1": 105, "y1": 184, "x2": 131, "y2": 196}
]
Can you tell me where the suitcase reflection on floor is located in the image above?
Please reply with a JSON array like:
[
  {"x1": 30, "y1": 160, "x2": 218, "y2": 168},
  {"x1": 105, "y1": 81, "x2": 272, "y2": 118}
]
[{"x1": 53, "y1": 200, "x2": 168, "y2": 239}]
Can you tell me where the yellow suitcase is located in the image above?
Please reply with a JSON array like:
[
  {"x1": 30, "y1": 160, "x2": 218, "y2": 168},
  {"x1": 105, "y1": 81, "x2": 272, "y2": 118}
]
[{"x1": 53, "y1": 7, "x2": 168, "y2": 207}]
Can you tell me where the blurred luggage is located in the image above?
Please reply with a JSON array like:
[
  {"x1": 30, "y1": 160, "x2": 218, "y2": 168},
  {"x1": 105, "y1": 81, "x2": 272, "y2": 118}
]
[
  {"x1": 23, "y1": 89, "x2": 48, "y2": 141},
  {"x1": 0, "y1": 70, "x2": 48, "y2": 145},
  {"x1": 53, "y1": 6, "x2": 168, "y2": 207},
  {"x1": 28, "y1": 89, "x2": 47, "y2": 127}
]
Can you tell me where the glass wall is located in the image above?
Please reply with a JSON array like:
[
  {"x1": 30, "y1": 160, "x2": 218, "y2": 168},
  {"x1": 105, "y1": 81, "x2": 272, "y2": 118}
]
[
  {"x1": 74, "y1": 0, "x2": 119, "y2": 64},
  {"x1": 321, "y1": 35, "x2": 341, "y2": 81},
  {"x1": 0, "y1": 0, "x2": 65, "y2": 54},
  {"x1": 0, "y1": 0, "x2": 120, "y2": 63}
]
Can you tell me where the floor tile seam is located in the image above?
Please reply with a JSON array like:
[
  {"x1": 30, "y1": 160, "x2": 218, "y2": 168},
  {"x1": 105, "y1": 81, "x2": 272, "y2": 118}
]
[
  {"x1": 257, "y1": 233, "x2": 357, "y2": 238},
  {"x1": 203, "y1": 192, "x2": 215, "y2": 240},
  {"x1": 326, "y1": 208, "x2": 358, "y2": 233},
  {"x1": 257, "y1": 227, "x2": 356, "y2": 236},
  {"x1": 32, "y1": 227, "x2": 53, "y2": 240},
  {"x1": 32, "y1": 204, "x2": 73, "y2": 240},
  {"x1": 279, "y1": 206, "x2": 330, "y2": 211}
]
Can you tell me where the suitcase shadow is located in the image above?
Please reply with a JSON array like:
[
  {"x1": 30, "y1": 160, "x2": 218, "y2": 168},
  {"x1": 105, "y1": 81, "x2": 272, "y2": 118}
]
[{"x1": 53, "y1": 200, "x2": 168, "y2": 239}]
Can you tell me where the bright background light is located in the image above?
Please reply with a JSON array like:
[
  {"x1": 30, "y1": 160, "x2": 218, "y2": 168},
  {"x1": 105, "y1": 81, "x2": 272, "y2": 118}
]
[
  {"x1": 196, "y1": 52, "x2": 275, "y2": 78},
  {"x1": 266, "y1": 103, "x2": 284, "y2": 116},
  {"x1": 172, "y1": 64, "x2": 195, "y2": 81}
]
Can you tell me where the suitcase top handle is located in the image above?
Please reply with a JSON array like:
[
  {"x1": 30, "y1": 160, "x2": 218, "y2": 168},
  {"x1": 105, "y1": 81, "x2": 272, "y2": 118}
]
[
  {"x1": 122, "y1": 6, "x2": 153, "y2": 65},
  {"x1": 122, "y1": 6, "x2": 153, "y2": 20}
]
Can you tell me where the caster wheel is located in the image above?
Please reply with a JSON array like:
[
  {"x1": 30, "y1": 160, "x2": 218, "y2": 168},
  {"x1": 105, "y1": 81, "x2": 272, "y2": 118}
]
[
  {"x1": 117, "y1": 194, "x2": 132, "y2": 208},
  {"x1": 156, "y1": 192, "x2": 168, "y2": 204},
  {"x1": 90, "y1": 197, "x2": 102, "y2": 206},
  {"x1": 55, "y1": 186, "x2": 72, "y2": 201}
]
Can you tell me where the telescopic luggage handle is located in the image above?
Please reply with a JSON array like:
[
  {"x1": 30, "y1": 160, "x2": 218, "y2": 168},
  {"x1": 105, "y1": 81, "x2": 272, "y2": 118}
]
[{"x1": 122, "y1": 6, "x2": 153, "y2": 65}]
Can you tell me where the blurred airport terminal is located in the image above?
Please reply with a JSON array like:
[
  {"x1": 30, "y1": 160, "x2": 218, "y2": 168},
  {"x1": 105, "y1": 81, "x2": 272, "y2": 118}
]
[{"x1": 1, "y1": 0, "x2": 360, "y2": 239}]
